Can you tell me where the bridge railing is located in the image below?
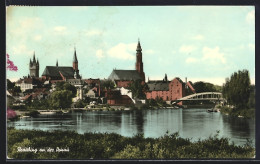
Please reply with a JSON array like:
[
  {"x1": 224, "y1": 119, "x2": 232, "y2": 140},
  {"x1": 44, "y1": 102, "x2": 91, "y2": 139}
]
[{"x1": 174, "y1": 92, "x2": 224, "y2": 102}]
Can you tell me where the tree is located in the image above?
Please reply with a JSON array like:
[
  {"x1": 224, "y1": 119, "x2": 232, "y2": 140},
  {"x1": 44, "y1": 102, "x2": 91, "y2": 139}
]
[
  {"x1": 127, "y1": 80, "x2": 148, "y2": 99},
  {"x1": 55, "y1": 82, "x2": 77, "y2": 97},
  {"x1": 7, "y1": 79, "x2": 15, "y2": 90},
  {"x1": 222, "y1": 70, "x2": 251, "y2": 109},
  {"x1": 193, "y1": 81, "x2": 217, "y2": 93},
  {"x1": 101, "y1": 80, "x2": 115, "y2": 90},
  {"x1": 49, "y1": 90, "x2": 73, "y2": 109},
  {"x1": 74, "y1": 99, "x2": 86, "y2": 108},
  {"x1": 13, "y1": 86, "x2": 21, "y2": 93}
]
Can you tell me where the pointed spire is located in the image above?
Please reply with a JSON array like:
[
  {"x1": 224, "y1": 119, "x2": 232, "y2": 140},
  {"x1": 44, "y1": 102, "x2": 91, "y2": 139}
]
[
  {"x1": 164, "y1": 74, "x2": 168, "y2": 81},
  {"x1": 56, "y1": 60, "x2": 58, "y2": 67},
  {"x1": 36, "y1": 58, "x2": 39, "y2": 65},
  {"x1": 73, "y1": 47, "x2": 78, "y2": 62},
  {"x1": 33, "y1": 51, "x2": 36, "y2": 63},
  {"x1": 136, "y1": 38, "x2": 142, "y2": 51}
]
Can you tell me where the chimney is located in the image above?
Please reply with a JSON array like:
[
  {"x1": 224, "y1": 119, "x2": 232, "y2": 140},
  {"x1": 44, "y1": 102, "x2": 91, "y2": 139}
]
[{"x1": 185, "y1": 77, "x2": 188, "y2": 89}]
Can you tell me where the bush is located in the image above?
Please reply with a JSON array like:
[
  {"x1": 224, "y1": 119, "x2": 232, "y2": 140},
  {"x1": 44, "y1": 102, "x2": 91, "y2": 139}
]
[
  {"x1": 7, "y1": 128, "x2": 254, "y2": 159},
  {"x1": 24, "y1": 110, "x2": 40, "y2": 117}
]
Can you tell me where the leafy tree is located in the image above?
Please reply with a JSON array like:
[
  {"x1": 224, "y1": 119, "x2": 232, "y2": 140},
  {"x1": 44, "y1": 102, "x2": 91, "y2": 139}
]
[
  {"x1": 49, "y1": 90, "x2": 73, "y2": 109},
  {"x1": 30, "y1": 99, "x2": 50, "y2": 109},
  {"x1": 55, "y1": 82, "x2": 77, "y2": 97},
  {"x1": 127, "y1": 80, "x2": 148, "y2": 99},
  {"x1": 193, "y1": 81, "x2": 217, "y2": 93},
  {"x1": 13, "y1": 86, "x2": 21, "y2": 93},
  {"x1": 7, "y1": 79, "x2": 15, "y2": 90},
  {"x1": 222, "y1": 70, "x2": 251, "y2": 109},
  {"x1": 100, "y1": 80, "x2": 115, "y2": 90},
  {"x1": 74, "y1": 99, "x2": 86, "y2": 108},
  {"x1": 248, "y1": 85, "x2": 255, "y2": 108}
]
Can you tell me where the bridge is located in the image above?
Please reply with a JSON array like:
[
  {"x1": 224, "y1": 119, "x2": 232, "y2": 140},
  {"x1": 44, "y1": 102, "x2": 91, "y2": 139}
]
[{"x1": 172, "y1": 92, "x2": 225, "y2": 104}]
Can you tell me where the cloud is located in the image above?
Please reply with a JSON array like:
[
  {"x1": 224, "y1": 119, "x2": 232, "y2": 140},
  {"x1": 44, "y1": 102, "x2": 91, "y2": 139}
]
[
  {"x1": 53, "y1": 26, "x2": 67, "y2": 35},
  {"x1": 144, "y1": 49, "x2": 154, "y2": 54},
  {"x1": 246, "y1": 10, "x2": 254, "y2": 24},
  {"x1": 107, "y1": 43, "x2": 135, "y2": 60},
  {"x1": 184, "y1": 46, "x2": 226, "y2": 65},
  {"x1": 186, "y1": 57, "x2": 198, "y2": 63},
  {"x1": 12, "y1": 45, "x2": 33, "y2": 56},
  {"x1": 96, "y1": 49, "x2": 104, "y2": 59},
  {"x1": 202, "y1": 46, "x2": 226, "y2": 64},
  {"x1": 7, "y1": 17, "x2": 43, "y2": 39},
  {"x1": 85, "y1": 29, "x2": 103, "y2": 36},
  {"x1": 179, "y1": 45, "x2": 196, "y2": 54},
  {"x1": 20, "y1": 17, "x2": 42, "y2": 29},
  {"x1": 248, "y1": 43, "x2": 255, "y2": 51},
  {"x1": 33, "y1": 35, "x2": 42, "y2": 41},
  {"x1": 192, "y1": 35, "x2": 204, "y2": 40}
]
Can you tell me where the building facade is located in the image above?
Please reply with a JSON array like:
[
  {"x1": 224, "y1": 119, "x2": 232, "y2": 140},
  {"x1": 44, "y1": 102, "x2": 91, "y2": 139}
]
[{"x1": 146, "y1": 75, "x2": 196, "y2": 105}]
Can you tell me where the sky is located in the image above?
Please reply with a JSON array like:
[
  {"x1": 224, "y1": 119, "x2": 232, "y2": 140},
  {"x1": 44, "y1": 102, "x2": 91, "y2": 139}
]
[{"x1": 6, "y1": 6, "x2": 255, "y2": 85}]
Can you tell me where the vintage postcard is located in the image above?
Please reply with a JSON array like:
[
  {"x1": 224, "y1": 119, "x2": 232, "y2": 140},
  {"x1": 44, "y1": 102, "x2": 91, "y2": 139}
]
[{"x1": 6, "y1": 6, "x2": 255, "y2": 160}]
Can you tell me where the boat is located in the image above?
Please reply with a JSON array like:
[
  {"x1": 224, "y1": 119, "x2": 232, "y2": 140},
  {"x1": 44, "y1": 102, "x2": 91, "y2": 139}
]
[
  {"x1": 21, "y1": 115, "x2": 30, "y2": 118},
  {"x1": 124, "y1": 108, "x2": 130, "y2": 111},
  {"x1": 39, "y1": 111, "x2": 56, "y2": 115},
  {"x1": 207, "y1": 108, "x2": 218, "y2": 112},
  {"x1": 62, "y1": 110, "x2": 70, "y2": 114}
]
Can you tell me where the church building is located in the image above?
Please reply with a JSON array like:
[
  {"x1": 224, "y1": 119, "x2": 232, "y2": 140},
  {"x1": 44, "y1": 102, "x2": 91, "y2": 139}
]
[
  {"x1": 42, "y1": 48, "x2": 81, "y2": 82},
  {"x1": 108, "y1": 39, "x2": 145, "y2": 88}
]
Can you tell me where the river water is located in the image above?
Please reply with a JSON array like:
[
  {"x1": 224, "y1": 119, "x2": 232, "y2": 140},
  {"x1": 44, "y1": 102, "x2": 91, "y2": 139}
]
[{"x1": 8, "y1": 108, "x2": 255, "y2": 146}]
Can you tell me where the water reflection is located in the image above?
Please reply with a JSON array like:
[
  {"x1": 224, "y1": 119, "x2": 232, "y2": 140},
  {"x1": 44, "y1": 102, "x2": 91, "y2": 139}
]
[{"x1": 8, "y1": 108, "x2": 255, "y2": 146}]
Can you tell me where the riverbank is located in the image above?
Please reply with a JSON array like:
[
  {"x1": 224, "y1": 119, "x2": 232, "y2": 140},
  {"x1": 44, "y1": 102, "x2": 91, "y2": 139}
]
[
  {"x1": 7, "y1": 128, "x2": 254, "y2": 159},
  {"x1": 218, "y1": 106, "x2": 255, "y2": 118}
]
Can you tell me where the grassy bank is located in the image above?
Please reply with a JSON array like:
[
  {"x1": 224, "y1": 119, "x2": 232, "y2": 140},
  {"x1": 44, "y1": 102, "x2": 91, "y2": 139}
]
[
  {"x1": 219, "y1": 106, "x2": 255, "y2": 118},
  {"x1": 7, "y1": 128, "x2": 254, "y2": 159}
]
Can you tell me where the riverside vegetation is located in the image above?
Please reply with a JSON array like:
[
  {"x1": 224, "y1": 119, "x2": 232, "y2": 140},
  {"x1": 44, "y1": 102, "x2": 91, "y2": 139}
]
[
  {"x1": 221, "y1": 70, "x2": 255, "y2": 118},
  {"x1": 8, "y1": 128, "x2": 254, "y2": 159}
]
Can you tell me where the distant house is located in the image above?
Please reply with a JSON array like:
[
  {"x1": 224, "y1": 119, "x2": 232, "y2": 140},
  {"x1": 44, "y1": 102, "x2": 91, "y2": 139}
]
[
  {"x1": 106, "y1": 89, "x2": 133, "y2": 106},
  {"x1": 15, "y1": 77, "x2": 43, "y2": 92},
  {"x1": 108, "y1": 70, "x2": 143, "y2": 88},
  {"x1": 86, "y1": 89, "x2": 96, "y2": 98},
  {"x1": 85, "y1": 78, "x2": 101, "y2": 97},
  {"x1": 146, "y1": 75, "x2": 196, "y2": 105},
  {"x1": 20, "y1": 88, "x2": 50, "y2": 102}
]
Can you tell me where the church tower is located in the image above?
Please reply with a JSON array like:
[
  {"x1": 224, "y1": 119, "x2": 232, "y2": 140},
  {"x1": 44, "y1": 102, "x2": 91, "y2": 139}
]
[
  {"x1": 29, "y1": 52, "x2": 39, "y2": 77},
  {"x1": 135, "y1": 39, "x2": 145, "y2": 81},
  {"x1": 73, "y1": 47, "x2": 80, "y2": 79}
]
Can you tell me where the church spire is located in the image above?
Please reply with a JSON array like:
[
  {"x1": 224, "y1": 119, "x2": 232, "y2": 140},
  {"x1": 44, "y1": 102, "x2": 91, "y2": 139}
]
[
  {"x1": 56, "y1": 60, "x2": 58, "y2": 67},
  {"x1": 73, "y1": 47, "x2": 78, "y2": 63},
  {"x1": 135, "y1": 38, "x2": 145, "y2": 82},
  {"x1": 136, "y1": 38, "x2": 142, "y2": 52},
  {"x1": 33, "y1": 51, "x2": 36, "y2": 63},
  {"x1": 164, "y1": 74, "x2": 168, "y2": 82},
  {"x1": 73, "y1": 47, "x2": 79, "y2": 74}
]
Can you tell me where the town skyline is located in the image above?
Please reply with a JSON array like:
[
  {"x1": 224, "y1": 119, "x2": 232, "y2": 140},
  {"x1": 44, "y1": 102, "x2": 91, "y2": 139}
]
[{"x1": 6, "y1": 6, "x2": 255, "y2": 85}]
